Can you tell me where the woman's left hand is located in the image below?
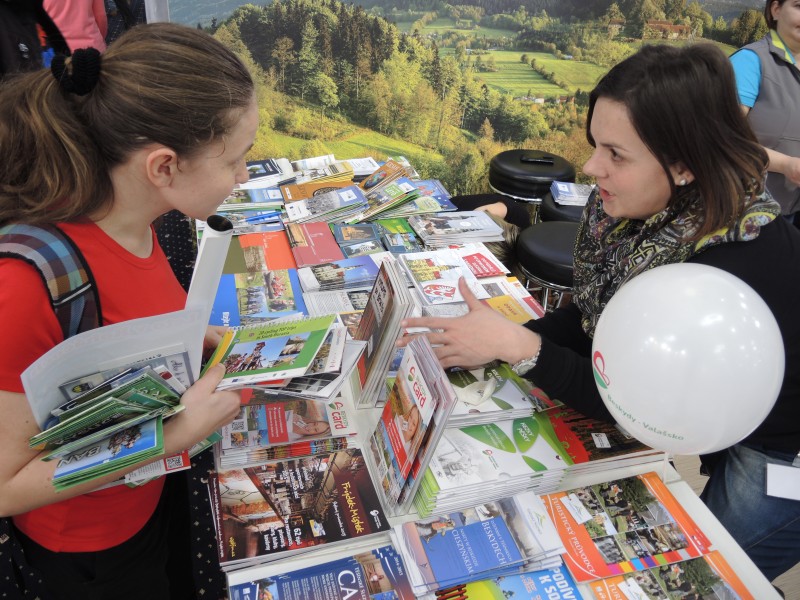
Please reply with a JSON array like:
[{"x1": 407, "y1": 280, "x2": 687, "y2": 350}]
[{"x1": 397, "y1": 277, "x2": 540, "y2": 369}]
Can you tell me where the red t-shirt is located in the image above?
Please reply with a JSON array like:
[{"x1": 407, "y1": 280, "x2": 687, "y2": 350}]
[{"x1": 1, "y1": 221, "x2": 187, "y2": 552}]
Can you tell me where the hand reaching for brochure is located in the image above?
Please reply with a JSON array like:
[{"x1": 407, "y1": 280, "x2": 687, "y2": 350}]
[
  {"x1": 164, "y1": 364, "x2": 240, "y2": 454},
  {"x1": 397, "y1": 277, "x2": 540, "y2": 370}
]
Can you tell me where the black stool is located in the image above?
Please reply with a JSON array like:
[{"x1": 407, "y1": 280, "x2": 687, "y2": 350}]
[
  {"x1": 489, "y1": 150, "x2": 576, "y2": 223},
  {"x1": 539, "y1": 191, "x2": 584, "y2": 223},
  {"x1": 516, "y1": 221, "x2": 579, "y2": 312}
]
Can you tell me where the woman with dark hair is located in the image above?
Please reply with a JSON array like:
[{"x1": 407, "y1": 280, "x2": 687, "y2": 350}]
[
  {"x1": 0, "y1": 23, "x2": 253, "y2": 598},
  {"x1": 730, "y1": 0, "x2": 800, "y2": 223},
  {"x1": 398, "y1": 43, "x2": 800, "y2": 582}
]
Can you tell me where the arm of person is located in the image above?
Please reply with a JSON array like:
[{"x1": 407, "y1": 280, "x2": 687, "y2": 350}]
[
  {"x1": 398, "y1": 277, "x2": 612, "y2": 420},
  {"x1": 732, "y1": 49, "x2": 800, "y2": 187},
  {"x1": 0, "y1": 361, "x2": 240, "y2": 518}
]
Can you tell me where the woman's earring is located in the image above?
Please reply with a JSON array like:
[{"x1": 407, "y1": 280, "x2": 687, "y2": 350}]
[{"x1": 679, "y1": 178, "x2": 687, "y2": 186}]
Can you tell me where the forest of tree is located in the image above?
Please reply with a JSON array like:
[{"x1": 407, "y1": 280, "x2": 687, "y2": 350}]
[{"x1": 206, "y1": 0, "x2": 766, "y2": 195}]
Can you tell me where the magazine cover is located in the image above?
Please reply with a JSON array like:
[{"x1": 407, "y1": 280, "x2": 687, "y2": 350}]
[
  {"x1": 399, "y1": 249, "x2": 490, "y2": 305},
  {"x1": 416, "y1": 415, "x2": 574, "y2": 516},
  {"x1": 537, "y1": 406, "x2": 657, "y2": 466},
  {"x1": 542, "y1": 472, "x2": 713, "y2": 583},
  {"x1": 297, "y1": 255, "x2": 383, "y2": 293},
  {"x1": 221, "y1": 230, "x2": 297, "y2": 273},
  {"x1": 203, "y1": 315, "x2": 336, "y2": 388},
  {"x1": 286, "y1": 221, "x2": 345, "y2": 268},
  {"x1": 434, "y1": 564, "x2": 582, "y2": 600},
  {"x1": 368, "y1": 341, "x2": 437, "y2": 506},
  {"x1": 395, "y1": 491, "x2": 562, "y2": 593},
  {"x1": 589, "y1": 551, "x2": 753, "y2": 600},
  {"x1": 210, "y1": 448, "x2": 390, "y2": 568},
  {"x1": 227, "y1": 544, "x2": 415, "y2": 600},
  {"x1": 210, "y1": 268, "x2": 307, "y2": 327},
  {"x1": 220, "y1": 394, "x2": 358, "y2": 452}
]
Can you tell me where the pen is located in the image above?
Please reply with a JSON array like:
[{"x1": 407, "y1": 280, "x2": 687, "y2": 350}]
[{"x1": 243, "y1": 211, "x2": 282, "y2": 223}]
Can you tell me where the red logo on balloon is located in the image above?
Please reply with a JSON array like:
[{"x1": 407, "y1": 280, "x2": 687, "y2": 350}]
[
  {"x1": 593, "y1": 350, "x2": 611, "y2": 389},
  {"x1": 423, "y1": 284, "x2": 456, "y2": 299}
]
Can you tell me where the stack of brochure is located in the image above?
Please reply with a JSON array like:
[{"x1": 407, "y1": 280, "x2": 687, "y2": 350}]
[
  {"x1": 398, "y1": 247, "x2": 496, "y2": 307},
  {"x1": 297, "y1": 253, "x2": 389, "y2": 293},
  {"x1": 208, "y1": 448, "x2": 391, "y2": 571},
  {"x1": 543, "y1": 472, "x2": 752, "y2": 597},
  {"x1": 226, "y1": 542, "x2": 415, "y2": 600},
  {"x1": 364, "y1": 336, "x2": 457, "y2": 517},
  {"x1": 378, "y1": 179, "x2": 457, "y2": 220},
  {"x1": 549, "y1": 180, "x2": 595, "y2": 206},
  {"x1": 331, "y1": 222, "x2": 385, "y2": 258},
  {"x1": 202, "y1": 315, "x2": 337, "y2": 389},
  {"x1": 408, "y1": 211, "x2": 505, "y2": 247},
  {"x1": 347, "y1": 177, "x2": 422, "y2": 224},
  {"x1": 392, "y1": 490, "x2": 566, "y2": 596},
  {"x1": 352, "y1": 260, "x2": 416, "y2": 407},
  {"x1": 446, "y1": 361, "x2": 559, "y2": 427},
  {"x1": 214, "y1": 388, "x2": 359, "y2": 469},
  {"x1": 428, "y1": 563, "x2": 582, "y2": 600},
  {"x1": 283, "y1": 185, "x2": 369, "y2": 224},
  {"x1": 413, "y1": 406, "x2": 666, "y2": 518},
  {"x1": 243, "y1": 157, "x2": 295, "y2": 189}
]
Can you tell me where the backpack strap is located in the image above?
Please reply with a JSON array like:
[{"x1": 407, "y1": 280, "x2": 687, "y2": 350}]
[{"x1": 0, "y1": 223, "x2": 101, "y2": 339}]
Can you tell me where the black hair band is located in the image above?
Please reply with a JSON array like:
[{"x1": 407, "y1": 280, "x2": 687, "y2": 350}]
[{"x1": 50, "y1": 48, "x2": 102, "y2": 96}]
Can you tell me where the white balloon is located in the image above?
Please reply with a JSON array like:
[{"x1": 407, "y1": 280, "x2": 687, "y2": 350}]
[{"x1": 591, "y1": 263, "x2": 784, "y2": 455}]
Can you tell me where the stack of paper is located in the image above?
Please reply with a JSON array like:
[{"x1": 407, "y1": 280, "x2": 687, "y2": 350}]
[
  {"x1": 364, "y1": 336, "x2": 457, "y2": 517},
  {"x1": 393, "y1": 490, "x2": 566, "y2": 596},
  {"x1": 408, "y1": 211, "x2": 505, "y2": 247},
  {"x1": 398, "y1": 248, "x2": 491, "y2": 306},
  {"x1": 202, "y1": 315, "x2": 337, "y2": 389},
  {"x1": 297, "y1": 254, "x2": 388, "y2": 292},
  {"x1": 352, "y1": 260, "x2": 416, "y2": 407},
  {"x1": 550, "y1": 180, "x2": 595, "y2": 206},
  {"x1": 208, "y1": 448, "x2": 391, "y2": 571},
  {"x1": 347, "y1": 177, "x2": 422, "y2": 224},
  {"x1": 284, "y1": 185, "x2": 369, "y2": 224},
  {"x1": 226, "y1": 542, "x2": 415, "y2": 600}
]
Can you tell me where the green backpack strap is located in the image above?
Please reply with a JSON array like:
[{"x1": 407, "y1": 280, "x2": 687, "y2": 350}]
[{"x1": 0, "y1": 223, "x2": 101, "y2": 339}]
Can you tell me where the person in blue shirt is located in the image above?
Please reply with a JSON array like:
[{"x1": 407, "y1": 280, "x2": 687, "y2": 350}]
[{"x1": 730, "y1": 0, "x2": 800, "y2": 223}]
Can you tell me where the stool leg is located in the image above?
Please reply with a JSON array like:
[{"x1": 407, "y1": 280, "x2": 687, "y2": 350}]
[{"x1": 541, "y1": 287, "x2": 551, "y2": 312}]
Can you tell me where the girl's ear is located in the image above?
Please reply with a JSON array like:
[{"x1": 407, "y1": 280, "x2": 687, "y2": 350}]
[
  {"x1": 670, "y1": 162, "x2": 695, "y2": 187},
  {"x1": 145, "y1": 146, "x2": 180, "y2": 188}
]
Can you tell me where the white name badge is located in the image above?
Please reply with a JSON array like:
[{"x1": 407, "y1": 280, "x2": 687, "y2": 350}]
[{"x1": 766, "y1": 463, "x2": 800, "y2": 501}]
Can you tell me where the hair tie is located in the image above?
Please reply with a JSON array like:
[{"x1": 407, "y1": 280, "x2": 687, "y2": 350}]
[{"x1": 50, "y1": 48, "x2": 102, "y2": 96}]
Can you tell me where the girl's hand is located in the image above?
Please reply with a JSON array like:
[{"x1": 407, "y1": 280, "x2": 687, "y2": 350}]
[{"x1": 164, "y1": 364, "x2": 240, "y2": 454}]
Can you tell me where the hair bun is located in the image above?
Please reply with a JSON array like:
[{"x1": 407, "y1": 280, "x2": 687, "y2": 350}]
[{"x1": 51, "y1": 48, "x2": 102, "y2": 96}]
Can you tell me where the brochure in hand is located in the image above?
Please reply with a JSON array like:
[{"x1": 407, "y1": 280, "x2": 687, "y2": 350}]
[
  {"x1": 227, "y1": 543, "x2": 415, "y2": 600},
  {"x1": 209, "y1": 448, "x2": 391, "y2": 570},
  {"x1": 203, "y1": 315, "x2": 337, "y2": 389},
  {"x1": 52, "y1": 415, "x2": 165, "y2": 491}
]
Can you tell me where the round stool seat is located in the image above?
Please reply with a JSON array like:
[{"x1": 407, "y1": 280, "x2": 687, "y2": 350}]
[
  {"x1": 489, "y1": 149, "x2": 576, "y2": 200},
  {"x1": 516, "y1": 221, "x2": 579, "y2": 288},
  {"x1": 539, "y1": 192, "x2": 584, "y2": 223}
]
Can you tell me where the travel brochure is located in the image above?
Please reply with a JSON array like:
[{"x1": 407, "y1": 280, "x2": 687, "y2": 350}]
[
  {"x1": 202, "y1": 315, "x2": 337, "y2": 389},
  {"x1": 209, "y1": 448, "x2": 390, "y2": 570}
]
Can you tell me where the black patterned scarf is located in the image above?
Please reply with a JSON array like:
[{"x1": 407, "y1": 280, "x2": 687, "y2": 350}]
[{"x1": 572, "y1": 185, "x2": 781, "y2": 337}]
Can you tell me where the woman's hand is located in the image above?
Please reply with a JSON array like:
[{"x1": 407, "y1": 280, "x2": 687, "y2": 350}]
[
  {"x1": 397, "y1": 277, "x2": 540, "y2": 369},
  {"x1": 203, "y1": 325, "x2": 228, "y2": 361},
  {"x1": 163, "y1": 364, "x2": 240, "y2": 454}
]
